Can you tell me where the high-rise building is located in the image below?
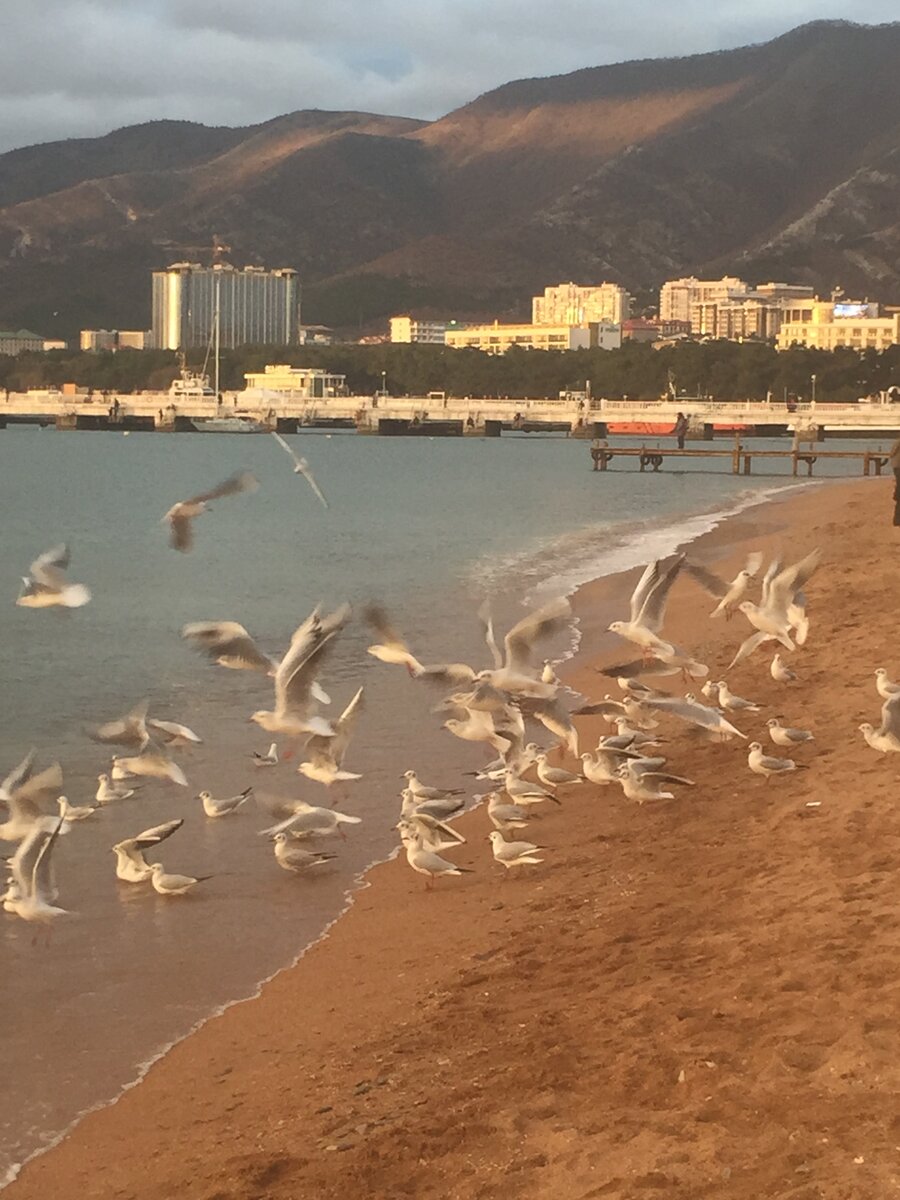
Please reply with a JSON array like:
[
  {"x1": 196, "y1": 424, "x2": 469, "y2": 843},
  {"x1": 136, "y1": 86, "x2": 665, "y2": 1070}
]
[
  {"x1": 533, "y1": 282, "x2": 631, "y2": 327},
  {"x1": 151, "y1": 263, "x2": 298, "y2": 350},
  {"x1": 659, "y1": 276, "x2": 748, "y2": 327}
]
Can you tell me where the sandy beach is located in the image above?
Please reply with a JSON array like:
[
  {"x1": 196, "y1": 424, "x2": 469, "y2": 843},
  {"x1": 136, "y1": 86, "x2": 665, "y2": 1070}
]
[{"x1": 9, "y1": 476, "x2": 900, "y2": 1200}]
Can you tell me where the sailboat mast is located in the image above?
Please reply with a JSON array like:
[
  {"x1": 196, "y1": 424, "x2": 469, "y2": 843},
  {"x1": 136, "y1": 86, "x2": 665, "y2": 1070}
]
[{"x1": 214, "y1": 269, "x2": 221, "y2": 399}]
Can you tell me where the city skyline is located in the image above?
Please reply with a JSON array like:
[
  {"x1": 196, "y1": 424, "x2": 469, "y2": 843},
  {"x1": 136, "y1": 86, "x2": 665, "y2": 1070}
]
[{"x1": 0, "y1": 6, "x2": 897, "y2": 154}]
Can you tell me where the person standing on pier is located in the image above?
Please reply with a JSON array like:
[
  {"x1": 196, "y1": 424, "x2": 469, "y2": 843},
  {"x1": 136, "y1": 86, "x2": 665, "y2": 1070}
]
[
  {"x1": 673, "y1": 412, "x2": 688, "y2": 450},
  {"x1": 890, "y1": 436, "x2": 900, "y2": 526}
]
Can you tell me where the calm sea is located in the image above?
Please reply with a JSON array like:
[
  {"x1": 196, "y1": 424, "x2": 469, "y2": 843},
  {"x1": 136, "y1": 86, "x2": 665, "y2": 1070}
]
[{"x1": 0, "y1": 427, "x2": 874, "y2": 1183}]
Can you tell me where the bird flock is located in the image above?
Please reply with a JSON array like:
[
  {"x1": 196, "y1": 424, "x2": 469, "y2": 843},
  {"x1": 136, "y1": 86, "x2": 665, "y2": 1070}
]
[{"x1": 3, "y1": 443, "x2": 898, "y2": 940}]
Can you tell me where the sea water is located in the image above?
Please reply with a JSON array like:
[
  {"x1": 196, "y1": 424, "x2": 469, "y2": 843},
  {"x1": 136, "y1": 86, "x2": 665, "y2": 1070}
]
[{"x1": 0, "y1": 427, "x2": 866, "y2": 1183}]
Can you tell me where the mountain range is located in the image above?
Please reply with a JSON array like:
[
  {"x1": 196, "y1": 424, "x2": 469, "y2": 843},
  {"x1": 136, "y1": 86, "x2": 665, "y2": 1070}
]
[{"x1": 0, "y1": 19, "x2": 898, "y2": 338}]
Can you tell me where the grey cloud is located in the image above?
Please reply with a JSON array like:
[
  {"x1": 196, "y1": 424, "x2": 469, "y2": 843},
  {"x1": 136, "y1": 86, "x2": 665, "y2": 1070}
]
[{"x1": 0, "y1": 1, "x2": 897, "y2": 153}]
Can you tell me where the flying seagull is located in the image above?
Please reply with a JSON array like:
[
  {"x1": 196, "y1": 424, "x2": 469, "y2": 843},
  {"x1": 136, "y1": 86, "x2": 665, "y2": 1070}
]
[
  {"x1": 163, "y1": 470, "x2": 258, "y2": 552},
  {"x1": 16, "y1": 544, "x2": 91, "y2": 609},
  {"x1": 270, "y1": 432, "x2": 328, "y2": 508}
]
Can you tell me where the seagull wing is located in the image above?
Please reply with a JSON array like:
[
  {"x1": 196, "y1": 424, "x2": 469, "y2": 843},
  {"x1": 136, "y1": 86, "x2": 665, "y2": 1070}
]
[
  {"x1": 1, "y1": 750, "x2": 36, "y2": 800},
  {"x1": 182, "y1": 621, "x2": 273, "y2": 672},
  {"x1": 168, "y1": 510, "x2": 194, "y2": 553},
  {"x1": 477, "y1": 601, "x2": 504, "y2": 670},
  {"x1": 503, "y1": 597, "x2": 571, "y2": 674},
  {"x1": 745, "y1": 551, "x2": 764, "y2": 577},
  {"x1": 31, "y1": 816, "x2": 65, "y2": 903},
  {"x1": 271, "y1": 433, "x2": 328, "y2": 508},
  {"x1": 187, "y1": 470, "x2": 259, "y2": 506},
  {"x1": 13, "y1": 761, "x2": 64, "y2": 808},
  {"x1": 728, "y1": 630, "x2": 775, "y2": 670},
  {"x1": 29, "y1": 544, "x2": 71, "y2": 588},
  {"x1": 683, "y1": 560, "x2": 730, "y2": 600},
  {"x1": 634, "y1": 555, "x2": 684, "y2": 633}
]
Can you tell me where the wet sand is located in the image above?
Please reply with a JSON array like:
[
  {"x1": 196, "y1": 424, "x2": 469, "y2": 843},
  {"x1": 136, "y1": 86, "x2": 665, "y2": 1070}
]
[{"x1": 10, "y1": 477, "x2": 900, "y2": 1200}]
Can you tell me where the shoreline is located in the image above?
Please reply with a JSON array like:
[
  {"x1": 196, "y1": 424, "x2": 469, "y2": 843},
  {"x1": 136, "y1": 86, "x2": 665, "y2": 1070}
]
[{"x1": 7, "y1": 475, "x2": 895, "y2": 1199}]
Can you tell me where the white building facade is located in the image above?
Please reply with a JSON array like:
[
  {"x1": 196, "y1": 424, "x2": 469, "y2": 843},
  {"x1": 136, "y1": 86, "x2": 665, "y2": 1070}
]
[
  {"x1": 532, "y1": 282, "x2": 631, "y2": 327},
  {"x1": 389, "y1": 316, "x2": 449, "y2": 345},
  {"x1": 445, "y1": 321, "x2": 620, "y2": 354}
]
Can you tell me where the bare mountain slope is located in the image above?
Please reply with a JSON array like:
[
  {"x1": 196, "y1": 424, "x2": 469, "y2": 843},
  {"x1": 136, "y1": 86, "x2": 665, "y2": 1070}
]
[{"x1": 0, "y1": 21, "x2": 898, "y2": 335}]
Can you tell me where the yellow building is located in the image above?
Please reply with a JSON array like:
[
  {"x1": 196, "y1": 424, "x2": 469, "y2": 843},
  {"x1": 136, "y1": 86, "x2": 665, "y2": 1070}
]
[
  {"x1": 242, "y1": 364, "x2": 347, "y2": 398},
  {"x1": 776, "y1": 302, "x2": 899, "y2": 351},
  {"x1": 445, "y1": 321, "x2": 620, "y2": 354}
]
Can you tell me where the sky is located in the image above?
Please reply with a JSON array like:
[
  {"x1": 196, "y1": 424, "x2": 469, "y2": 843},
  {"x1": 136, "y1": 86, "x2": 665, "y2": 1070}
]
[{"x1": 0, "y1": 1, "x2": 897, "y2": 154}]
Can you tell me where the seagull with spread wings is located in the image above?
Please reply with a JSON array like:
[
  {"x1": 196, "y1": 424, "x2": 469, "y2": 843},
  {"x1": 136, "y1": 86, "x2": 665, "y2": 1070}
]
[
  {"x1": 270, "y1": 432, "x2": 328, "y2": 508},
  {"x1": 163, "y1": 470, "x2": 258, "y2": 552},
  {"x1": 112, "y1": 819, "x2": 184, "y2": 882},
  {"x1": 16, "y1": 544, "x2": 91, "y2": 609},
  {"x1": 251, "y1": 604, "x2": 350, "y2": 736},
  {"x1": 608, "y1": 556, "x2": 684, "y2": 660}
]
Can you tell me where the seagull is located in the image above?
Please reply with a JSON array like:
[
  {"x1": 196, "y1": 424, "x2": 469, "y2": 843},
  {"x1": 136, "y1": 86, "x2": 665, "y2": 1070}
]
[
  {"x1": 503, "y1": 769, "x2": 559, "y2": 807},
  {"x1": 715, "y1": 682, "x2": 762, "y2": 713},
  {"x1": 272, "y1": 834, "x2": 336, "y2": 873},
  {"x1": 252, "y1": 743, "x2": 279, "y2": 767},
  {"x1": 95, "y1": 773, "x2": 136, "y2": 804},
  {"x1": 397, "y1": 811, "x2": 467, "y2": 851},
  {"x1": 298, "y1": 686, "x2": 364, "y2": 785},
  {"x1": 402, "y1": 770, "x2": 464, "y2": 802},
  {"x1": 485, "y1": 792, "x2": 534, "y2": 832},
  {"x1": 88, "y1": 701, "x2": 150, "y2": 750},
  {"x1": 516, "y1": 694, "x2": 579, "y2": 756},
  {"x1": 535, "y1": 754, "x2": 582, "y2": 788},
  {"x1": 684, "y1": 552, "x2": 763, "y2": 619},
  {"x1": 771, "y1": 654, "x2": 798, "y2": 683},
  {"x1": 270, "y1": 432, "x2": 329, "y2": 508},
  {"x1": 860, "y1": 693, "x2": 900, "y2": 753},
  {"x1": 608, "y1": 556, "x2": 684, "y2": 659},
  {"x1": 478, "y1": 597, "x2": 572, "y2": 696},
  {"x1": 112, "y1": 747, "x2": 188, "y2": 787},
  {"x1": 181, "y1": 621, "x2": 275, "y2": 674},
  {"x1": 747, "y1": 742, "x2": 808, "y2": 782},
  {"x1": 488, "y1": 830, "x2": 546, "y2": 871},
  {"x1": 250, "y1": 604, "x2": 350, "y2": 736},
  {"x1": 874, "y1": 668, "x2": 900, "y2": 700},
  {"x1": 363, "y1": 605, "x2": 425, "y2": 673},
  {"x1": 16, "y1": 544, "x2": 91, "y2": 609},
  {"x1": 7, "y1": 817, "x2": 69, "y2": 926},
  {"x1": 163, "y1": 470, "x2": 258, "y2": 552},
  {"x1": 0, "y1": 753, "x2": 64, "y2": 841},
  {"x1": 199, "y1": 787, "x2": 253, "y2": 818},
  {"x1": 615, "y1": 761, "x2": 693, "y2": 805},
  {"x1": 400, "y1": 788, "x2": 465, "y2": 822},
  {"x1": 642, "y1": 693, "x2": 747, "y2": 740},
  {"x1": 149, "y1": 863, "x2": 212, "y2": 896},
  {"x1": 401, "y1": 830, "x2": 471, "y2": 889},
  {"x1": 112, "y1": 819, "x2": 184, "y2": 882},
  {"x1": 258, "y1": 799, "x2": 362, "y2": 839},
  {"x1": 58, "y1": 796, "x2": 96, "y2": 822},
  {"x1": 735, "y1": 550, "x2": 822, "y2": 654},
  {"x1": 766, "y1": 718, "x2": 814, "y2": 747}
]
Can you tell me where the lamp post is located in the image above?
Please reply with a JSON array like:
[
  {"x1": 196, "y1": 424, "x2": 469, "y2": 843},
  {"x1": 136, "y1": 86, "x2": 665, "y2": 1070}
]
[
  {"x1": 810, "y1": 373, "x2": 817, "y2": 405},
  {"x1": 380, "y1": 370, "x2": 386, "y2": 397}
]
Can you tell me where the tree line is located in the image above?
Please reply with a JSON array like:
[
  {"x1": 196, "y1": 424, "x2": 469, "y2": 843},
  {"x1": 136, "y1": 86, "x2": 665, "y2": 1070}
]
[{"x1": 0, "y1": 340, "x2": 897, "y2": 403}]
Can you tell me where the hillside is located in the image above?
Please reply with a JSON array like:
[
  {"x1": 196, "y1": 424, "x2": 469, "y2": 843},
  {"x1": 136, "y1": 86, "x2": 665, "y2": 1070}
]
[{"x1": 0, "y1": 20, "x2": 898, "y2": 336}]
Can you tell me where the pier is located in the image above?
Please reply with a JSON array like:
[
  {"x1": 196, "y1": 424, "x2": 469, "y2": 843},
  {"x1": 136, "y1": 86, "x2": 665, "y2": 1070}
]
[{"x1": 590, "y1": 441, "x2": 891, "y2": 477}]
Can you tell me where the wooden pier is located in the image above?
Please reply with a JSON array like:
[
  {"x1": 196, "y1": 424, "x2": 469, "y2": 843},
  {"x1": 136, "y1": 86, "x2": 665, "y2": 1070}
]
[{"x1": 590, "y1": 441, "x2": 891, "y2": 477}]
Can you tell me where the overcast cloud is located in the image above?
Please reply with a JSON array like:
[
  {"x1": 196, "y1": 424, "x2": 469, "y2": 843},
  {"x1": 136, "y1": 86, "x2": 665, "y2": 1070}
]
[{"x1": 0, "y1": 1, "x2": 896, "y2": 153}]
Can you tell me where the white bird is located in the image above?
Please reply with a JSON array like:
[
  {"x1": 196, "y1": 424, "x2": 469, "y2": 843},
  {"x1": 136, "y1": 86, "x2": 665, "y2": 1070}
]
[
  {"x1": 258, "y1": 799, "x2": 361, "y2": 839},
  {"x1": 766, "y1": 718, "x2": 814, "y2": 747},
  {"x1": 149, "y1": 862, "x2": 212, "y2": 896},
  {"x1": 615, "y1": 760, "x2": 693, "y2": 804},
  {"x1": 0, "y1": 753, "x2": 64, "y2": 841},
  {"x1": 403, "y1": 769, "x2": 464, "y2": 802},
  {"x1": 199, "y1": 787, "x2": 253, "y2": 818},
  {"x1": 272, "y1": 833, "x2": 336, "y2": 873},
  {"x1": 252, "y1": 743, "x2": 279, "y2": 767},
  {"x1": 535, "y1": 754, "x2": 582, "y2": 788},
  {"x1": 641, "y1": 693, "x2": 746, "y2": 740},
  {"x1": 485, "y1": 791, "x2": 534, "y2": 832},
  {"x1": 580, "y1": 750, "x2": 621, "y2": 786},
  {"x1": 735, "y1": 550, "x2": 822, "y2": 654},
  {"x1": 684, "y1": 552, "x2": 763, "y2": 619},
  {"x1": 488, "y1": 830, "x2": 546, "y2": 871},
  {"x1": 478, "y1": 597, "x2": 572, "y2": 696},
  {"x1": 611, "y1": 718, "x2": 664, "y2": 747},
  {"x1": 716, "y1": 681, "x2": 761, "y2": 713},
  {"x1": 182, "y1": 620, "x2": 275, "y2": 673},
  {"x1": 874, "y1": 668, "x2": 900, "y2": 700},
  {"x1": 400, "y1": 788, "x2": 465, "y2": 822},
  {"x1": 747, "y1": 742, "x2": 808, "y2": 782},
  {"x1": 608, "y1": 556, "x2": 684, "y2": 659},
  {"x1": 16, "y1": 544, "x2": 91, "y2": 609},
  {"x1": 503, "y1": 769, "x2": 559, "y2": 807},
  {"x1": 363, "y1": 605, "x2": 426, "y2": 673},
  {"x1": 251, "y1": 604, "x2": 349, "y2": 736},
  {"x1": 58, "y1": 796, "x2": 96, "y2": 822},
  {"x1": 89, "y1": 700, "x2": 150, "y2": 750},
  {"x1": 397, "y1": 811, "x2": 467, "y2": 851},
  {"x1": 112, "y1": 748, "x2": 188, "y2": 787},
  {"x1": 860, "y1": 693, "x2": 900, "y2": 754},
  {"x1": 297, "y1": 686, "x2": 364, "y2": 785},
  {"x1": 163, "y1": 470, "x2": 258, "y2": 553},
  {"x1": 401, "y1": 831, "x2": 472, "y2": 889},
  {"x1": 771, "y1": 654, "x2": 798, "y2": 683},
  {"x1": 270, "y1": 431, "x2": 329, "y2": 508},
  {"x1": 95, "y1": 773, "x2": 136, "y2": 804},
  {"x1": 7, "y1": 817, "x2": 69, "y2": 925},
  {"x1": 111, "y1": 819, "x2": 184, "y2": 882}
]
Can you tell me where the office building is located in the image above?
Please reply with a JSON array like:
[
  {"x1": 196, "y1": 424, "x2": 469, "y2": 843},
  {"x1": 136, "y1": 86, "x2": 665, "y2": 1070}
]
[
  {"x1": 0, "y1": 329, "x2": 47, "y2": 355},
  {"x1": 445, "y1": 321, "x2": 621, "y2": 354},
  {"x1": 533, "y1": 282, "x2": 631, "y2": 327},
  {"x1": 659, "y1": 276, "x2": 748, "y2": 327},
  {"x1": 390, "y1": 315, "x2": 451, "y2": 345},
  {"x1": 151, "y1": 263, "x2": 298, "y2": 350},
  {"x1": 776, "y1": 302, "x2": 899, "y2": 351}
]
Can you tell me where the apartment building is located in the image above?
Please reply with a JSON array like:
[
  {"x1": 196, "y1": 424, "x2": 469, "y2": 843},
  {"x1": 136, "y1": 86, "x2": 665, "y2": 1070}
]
[
  {"x1": 776, "y1": 302, "x2": 899, "y2": 351},
  {"x1": 445, "y1": 321, "x2": 621, "y2": 354},
  {"x1": 532, "y1": 282, "x2": 631, "y2": 327},
  {"x1": 151, "y1": 263, "x2": 298, "y2": 350}
]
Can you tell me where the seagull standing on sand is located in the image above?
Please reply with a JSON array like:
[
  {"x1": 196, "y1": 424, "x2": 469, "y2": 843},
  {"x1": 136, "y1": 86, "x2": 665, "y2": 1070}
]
[
  {"x1": 112, "y1": 820, "x2": 184, "y2": 883},
  {"x1": 403, "y1": 770, "x2": 464, "y2": 802},
  {"x1": 400, "y1": 830, "x2": 471, "y2": 890},
  {"x1": 270, "y1": 432, "x2": 329, "y2": 508},
  {"x1": 488, "y1": 830, "x2": 546, "y2": 872},
  {"x1": 535, "y1": 754, "x2": 582, "y2": 788},
  {"x1": 163, "y1": 470, "x2": 258, "y2": 552},
  {"x1": 16, "y1": 544, "x2": 91, "y2": 610},
  {"x1": 860, "y1": 692, "x2": 900, "y2": 753},
  {"x1": 716, "y1": 682, "x2": 762, "y2": 714},
  {"x1": 615, "y1": 760, "x2": 694, "y2": 805},
  {"x1": 771, "y1": 654, "x2": 797, "y2": 683},
  {"x1": 874, "y1": 668, "x2": 900, "y2": 700},
  {"x1": 485, "y1": 792, "x2": 534, "y2": 832},
  {"x1": 747, "y1": 742, "x2": 808, "y2": 782},
  {"x1": 766, "y1": 719, "x2": 814, "y2": 747}
]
